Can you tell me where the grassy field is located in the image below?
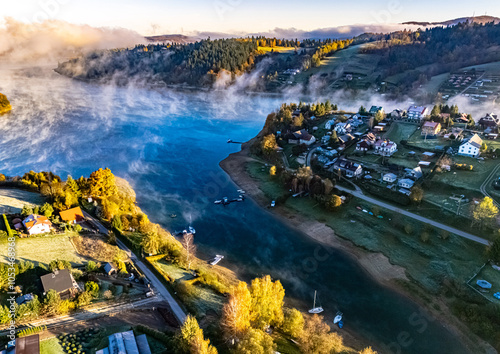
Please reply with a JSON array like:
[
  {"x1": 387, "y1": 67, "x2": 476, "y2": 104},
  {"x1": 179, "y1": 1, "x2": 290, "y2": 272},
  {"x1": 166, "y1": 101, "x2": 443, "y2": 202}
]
[
  {"x1": 469, "y1": 264, "x2": 500, "y2": 304},
  {"x1": 0, "y1": 188, "x2": 44, "y2": 214},
  {"x1": 152, "y1": 259, "x2": 225, "y2": 317},
  {"x1": 0, "y1": 235, "x2": 86, "y2": 266},
  {"x1": 258, "y1": 46, "x2": 296, "y2": 53},
  {"x1": 247, "y1": 162, "x2": 289, "y2": 200}
]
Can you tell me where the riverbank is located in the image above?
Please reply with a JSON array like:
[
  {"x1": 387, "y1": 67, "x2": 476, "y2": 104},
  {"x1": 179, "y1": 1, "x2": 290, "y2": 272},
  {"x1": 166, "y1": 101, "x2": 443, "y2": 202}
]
[{"x1": 220, "y1": 137, "x2": 491, "y2": 354}]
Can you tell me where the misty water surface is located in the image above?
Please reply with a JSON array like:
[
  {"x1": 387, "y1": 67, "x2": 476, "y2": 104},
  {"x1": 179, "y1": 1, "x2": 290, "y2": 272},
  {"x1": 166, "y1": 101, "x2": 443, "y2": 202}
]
[{"x1": 0, "y1": 65, "x2": 470, "y2": 354}]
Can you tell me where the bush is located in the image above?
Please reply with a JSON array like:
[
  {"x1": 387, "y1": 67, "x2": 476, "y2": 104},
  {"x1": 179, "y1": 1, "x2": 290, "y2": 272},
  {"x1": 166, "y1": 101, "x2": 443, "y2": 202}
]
[
  {"x1": 404, "y1": 224, "x2": 413, "y2": 235},
  {"x1": 420, "y1": 232, "x2": 430, "y2": 243}
]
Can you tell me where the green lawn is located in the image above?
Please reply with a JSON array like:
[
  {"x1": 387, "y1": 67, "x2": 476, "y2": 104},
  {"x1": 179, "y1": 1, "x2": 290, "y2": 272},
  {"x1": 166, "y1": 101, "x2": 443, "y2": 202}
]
[
  {"x1": 247, "y1": 162, "x2": 289, "y2": 200},
  {"x1": 40, "y1": 338, "x2": 65, "y2": 354},
  {"x1": 152, "y1": 259, "x2": 225, "y2": 317},
  {"x1": 469, "y1": 264, "x2": 500, "y2": 304},
  {"x1": 0, "y1": 188, "x2": 44, "y2": 214},
  {"x1": 0, "y1": 235, "x2": 86, "y2": 266}
]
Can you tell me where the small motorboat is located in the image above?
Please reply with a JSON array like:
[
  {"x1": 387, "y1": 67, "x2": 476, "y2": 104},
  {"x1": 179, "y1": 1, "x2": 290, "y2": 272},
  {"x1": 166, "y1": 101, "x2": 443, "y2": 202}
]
[
  {"x1": 477, "y1": 280, "x2": 492, "y2": 289},
  {"x1": 494, "y1": 292, "x2": 500, "y2": 300},
  {"x1": 333, "y1": 311, "x2": 343, "y2": 325},
  {"x1": 308, "y1": 290, "x2": 324, "y2": 314},
  {"x1": 170, "y1": 214, "x2": 177, "y2": 218},
  {"x1": 237, "y1": 189, "x2": 246, "y2": 194},
  {"x1": 338, "y1": 320, "x2": 344, "y2": 329},
  {"x1": 189, "y1": 226, "x2": 196, "y2": 234},
  {"x1": 227, "y1": 139, "x2": 233, "y2": 143},
  {"x1": 214, "y1": 200, "x2": 222, "y2": 204},
  {"x1": 210, "y1": 255, "x2": 224, "y2": 266}
]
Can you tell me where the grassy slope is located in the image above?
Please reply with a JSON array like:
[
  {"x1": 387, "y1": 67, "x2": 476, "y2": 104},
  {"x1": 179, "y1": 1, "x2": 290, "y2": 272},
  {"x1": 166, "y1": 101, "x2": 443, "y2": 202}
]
[
  {"x1": 0, "y1": 235, "x2": 86, "y2": 266},
  {"x1": 0, "y1": 188, "x2": 44, "y2": 213}
]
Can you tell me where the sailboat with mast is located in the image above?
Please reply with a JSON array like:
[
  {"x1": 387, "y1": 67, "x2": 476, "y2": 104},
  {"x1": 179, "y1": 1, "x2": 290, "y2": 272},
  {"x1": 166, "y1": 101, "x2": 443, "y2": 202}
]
[{"x1": 308, "y1": 290, "x2": 324, "y2": 314}]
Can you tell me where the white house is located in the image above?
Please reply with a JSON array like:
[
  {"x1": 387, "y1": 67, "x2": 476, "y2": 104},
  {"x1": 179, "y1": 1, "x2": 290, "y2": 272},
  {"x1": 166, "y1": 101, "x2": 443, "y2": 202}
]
[
  {"x1": 374, "y1": 139, "x2": 398, "y2": 156},
  {"x1": 458, "y1": 134, "x2": 483, "y2": 157},
  {"x1": 23, "y1": 214, "x2": 52, "y2": 235},
  {"x1": 325, "y1": 119, "x2": 336, "y2": 130},
  {"x1": 383, "y1": 173, "x2": 397, "y2": 183},
  {"x1": 398, "y1": 178, "x2": 415, "y2": 189},
  {"x1": 407, "y1": 106, "x2": 428, "y2": 121}
]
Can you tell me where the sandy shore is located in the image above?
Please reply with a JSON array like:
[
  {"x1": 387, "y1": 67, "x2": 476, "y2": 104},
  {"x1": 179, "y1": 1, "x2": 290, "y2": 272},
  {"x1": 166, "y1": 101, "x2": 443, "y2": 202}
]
[{"x1": 219, "y1": 137, "x2": 492, "y2": 354}]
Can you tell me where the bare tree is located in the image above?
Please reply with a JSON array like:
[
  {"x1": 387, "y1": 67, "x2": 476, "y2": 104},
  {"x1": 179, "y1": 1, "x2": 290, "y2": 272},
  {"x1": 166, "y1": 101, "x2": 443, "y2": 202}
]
[{"x1": 182, "y1": 232, "x2": 196, "y2": 270}]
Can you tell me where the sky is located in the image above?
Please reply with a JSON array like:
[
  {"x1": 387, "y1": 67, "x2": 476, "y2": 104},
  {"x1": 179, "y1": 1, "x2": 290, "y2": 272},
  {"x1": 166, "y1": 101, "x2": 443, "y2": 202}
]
[{"x1": 4, "y1": 0, "x2": 500, "y2": 35}]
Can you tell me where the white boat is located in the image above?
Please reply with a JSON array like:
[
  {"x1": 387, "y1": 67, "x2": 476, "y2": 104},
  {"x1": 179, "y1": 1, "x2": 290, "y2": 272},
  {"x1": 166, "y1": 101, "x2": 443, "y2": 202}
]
[
  {"x1": 333, "y1": 311, "x2": 343, "y2": 324},
  {"x1": 227, "y1": 139, "x2": 233, "y2": 143},
  {"x1": 308, "y1": 290, "x2": 324, "y2": 314},
  {"x1": 189, "y1": 226, "x2": 196, "y2": 234},
  {"x1": 214, "y1": 200, "x2": 222, "y2": 204},
  {"x1": 237, "y1": 189, "x2": 246, "y2": 194},
  {"x1": 210, "y1": 255, "x2": 224, "y2": 266}
]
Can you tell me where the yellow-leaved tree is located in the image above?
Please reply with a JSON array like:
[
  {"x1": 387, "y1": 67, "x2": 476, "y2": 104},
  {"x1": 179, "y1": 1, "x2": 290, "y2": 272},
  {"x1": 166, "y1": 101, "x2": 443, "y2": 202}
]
[
  {"x1": 299, "y1": 314, "x2": 344, "y2": 354},
  {"x1": 221, "y1": 281, "x2": 252, "y2": 340},
  {"x1": 250, "y1": 275, "x2": 285, "y2": 330},
  {"x1": 472, "y1": 197, "x2": 499, "y2": 228},
  {"x1": 181, "y1": 315, "x2": 218, "y2": 354},
  {"x1": 261, "y1": 134, "x2": 278, "y2": 156}
]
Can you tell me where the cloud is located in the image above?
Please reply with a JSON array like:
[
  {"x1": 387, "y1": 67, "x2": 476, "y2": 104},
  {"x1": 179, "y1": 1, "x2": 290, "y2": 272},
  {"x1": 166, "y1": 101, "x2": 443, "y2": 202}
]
[{"x1": 0, "y1": 17, "x2": 146, "y2": 62}]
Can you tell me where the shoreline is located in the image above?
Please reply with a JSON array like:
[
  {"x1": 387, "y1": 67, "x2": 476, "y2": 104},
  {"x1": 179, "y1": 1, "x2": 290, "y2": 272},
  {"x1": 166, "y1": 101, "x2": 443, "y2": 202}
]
[{"x1": 219, "y1": 136, "x2": 485, "y2": 354}]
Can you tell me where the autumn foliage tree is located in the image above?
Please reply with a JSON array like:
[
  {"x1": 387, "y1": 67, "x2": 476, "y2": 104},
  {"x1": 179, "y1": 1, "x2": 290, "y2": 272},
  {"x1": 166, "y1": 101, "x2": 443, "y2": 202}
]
[
  {"x1": 472, "y1": 197, "x2": 499, "y2": 229},
  {"x1": 221, "y1": 282, "x2": 252, "y2": 340},
  {"x1": 250, "y1": 275, "x2": 285, "y2": 330},
  {"x1": 299, "y1": 314, "x2": 344, "y2": 354},
  {"x1": 180, "y1": 315, "x2": 218, "y2": 354},
  {"x1": 261, "y1": 134, "x2": 278, "y2": 156}
]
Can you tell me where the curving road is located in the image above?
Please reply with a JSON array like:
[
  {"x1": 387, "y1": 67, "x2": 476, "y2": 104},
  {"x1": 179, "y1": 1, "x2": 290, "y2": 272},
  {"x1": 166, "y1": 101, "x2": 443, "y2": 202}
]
[{"x1": 480, "y1": 163, "x2": 500, "y2": 208}]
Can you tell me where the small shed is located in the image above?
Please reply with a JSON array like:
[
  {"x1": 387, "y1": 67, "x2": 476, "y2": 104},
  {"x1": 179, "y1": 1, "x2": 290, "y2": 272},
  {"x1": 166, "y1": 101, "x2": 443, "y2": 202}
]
[
  {"x1": 418, "y1": 161, "x2": 431, "y2": 168},
  {"x1": 104, "y1": 262, "x2": 117, "y2": 276}
]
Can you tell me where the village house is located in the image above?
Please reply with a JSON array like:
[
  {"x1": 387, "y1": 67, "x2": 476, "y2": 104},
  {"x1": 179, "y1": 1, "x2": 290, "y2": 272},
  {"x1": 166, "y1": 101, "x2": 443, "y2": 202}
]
[
  {"x1": 454, "y1": 113, "x2": 469, "y2": 124},
  {"x1": 59, "y1": 206, "x2": 85, "y2": 224},
  {"x1": 374, "y1": 139, "x2": 397, "y2": 156},
  {"x1": 338, "y1": 134, "x2": 355, "y2": 145},
  {"x1": 443, "y1": 127, "x2": 464, "y2": 140},
  {"x1": 40, "y1": 269, "x2": 79, "y2": 298},
  {"x1": 407, "y1": 106, "x2": 428, "y2": 121},
  {"x1": 405, "y1": 166, "x2": 423, "y2": 180},
  {"x1": 369, "y1": 106, "x2": 383, "y2": 115},
  {"x1": 288, "y1": 129, "x2": 316, "y2": 146},
  {"x1": 332, "y1": 158, "x2": 363, "y2": 178},
  {"x1": 104, "y1": 262, "x2": 118, "y2": 276},
  {"x1": 334, "y1": 122, "x2": 351, "y2": 135},
  {"x1": 355, "y1": 133, "x2": 376, "y2": 152},
  {"x1": 398, "y1": 178, "x2": 415, "y2": 189},
  {"x1": 22, "y1": 214, "x2": 52, "y2": 235},
  {"x1": 421, "y1": 121, "x2": 441, "y2": 136},
  {"x1": 478, "y1": 113, "x2": 499, "y2": 129},
  {"x1": 325, "y1": 119, "x2": 336, "y2": 130},
  {"x1": 96, "y1": 330, "x2": 151, "y2": 354},
  {"x1": 458, "y1": 134, "x2": 483, "y2": 157},
  {"x1": 439, "y1": 113, "x2": 451, "y2": 121},
  {"x1": 391, "y1": 109, "x2": 404, "y2": 120},
  {"x1": 383, "y1": 173, "x2": 398, "y2": 183}
]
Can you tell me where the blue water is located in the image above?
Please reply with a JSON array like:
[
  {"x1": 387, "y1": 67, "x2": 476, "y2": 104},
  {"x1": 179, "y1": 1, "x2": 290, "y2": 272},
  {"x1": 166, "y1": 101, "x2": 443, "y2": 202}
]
[{"x1": 0, "y1": 66, "x2": 469, "y2": 354}]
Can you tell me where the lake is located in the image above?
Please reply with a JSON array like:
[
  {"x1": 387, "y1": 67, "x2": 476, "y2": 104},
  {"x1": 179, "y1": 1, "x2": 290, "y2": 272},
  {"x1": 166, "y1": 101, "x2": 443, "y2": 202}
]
[{"x1": 0, "y1": 64, "x2": 469, "y2": 354}]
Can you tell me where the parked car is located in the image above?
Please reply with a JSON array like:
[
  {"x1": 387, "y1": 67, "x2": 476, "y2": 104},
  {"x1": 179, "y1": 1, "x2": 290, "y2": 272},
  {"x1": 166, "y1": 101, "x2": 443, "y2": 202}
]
[{"x1": 271, "y1": 201, "x2": 276, "y2": 207}]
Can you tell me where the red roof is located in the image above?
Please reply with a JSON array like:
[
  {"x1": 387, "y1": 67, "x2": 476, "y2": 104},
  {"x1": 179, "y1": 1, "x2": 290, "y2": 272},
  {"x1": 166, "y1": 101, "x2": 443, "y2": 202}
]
[{"x1": 59, "y1": 207, "x2": 85, "y2": 223}]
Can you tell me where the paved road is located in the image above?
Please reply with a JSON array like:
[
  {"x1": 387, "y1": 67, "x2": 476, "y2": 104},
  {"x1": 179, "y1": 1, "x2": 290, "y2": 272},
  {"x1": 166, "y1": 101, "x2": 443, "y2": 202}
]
[
  {"x1": 335, "y1": 185, "x2": 490, "y2": 246},
  {"x1": 480, "y1": 163, "x2": 500, "y2": 208},
  {"x1": 83, "y1": 211, "x2": 187, "y2": 324}
]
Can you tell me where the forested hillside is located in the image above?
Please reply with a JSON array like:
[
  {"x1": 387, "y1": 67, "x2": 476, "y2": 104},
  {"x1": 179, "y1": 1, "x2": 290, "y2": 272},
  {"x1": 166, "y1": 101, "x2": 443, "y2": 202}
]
[
  {"x1": 362, "y1": 21, "x2": 500, "y2": 80},
  {"x1": 55, "y1": 37, "x2": 351, "y2": 88}
]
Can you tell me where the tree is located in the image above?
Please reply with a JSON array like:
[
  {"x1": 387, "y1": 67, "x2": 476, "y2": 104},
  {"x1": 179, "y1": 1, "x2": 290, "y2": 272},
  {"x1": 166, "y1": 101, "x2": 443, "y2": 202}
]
[
  {"x1": 21, "y1": 205, "x2": 33, "y2": 217},
  {"x1": 111, "y1": 215, "x2": 123, "y2": 230},
  {"x1": 472, "y1": 197, "x2": 499, "y2": 228},
  {"x1": 326, "y1": 195, "x2": 342, "y2": 211},
  {"x1": 142, "y1": 229, "x2": 162, "y2": 255},
  {"x1": 86, "y1": 261, "x2": 100, "y2": 272},
  {"x1": 236, "y1": 328, "x2": 275, "y2": 354},
  {"x1": 40, "y1": 203, "x2": 54, "y2": 218},
  {"x1": 269, "y1": 166, "x2": 277, "y2": 176},
  {"x1": 250, "y1": 275, "x2": 285, "y2": 329},
  {"x1": 281, "y1": 308, "x2": 304, "y2": 338},
  {"x1": 359, "y1": 106, "x2": 367, "y2": 114},
  {"x1": 182, "y1": 232, "x2": 197, "y2": 270},
  {"x1": 329, "y1": 131, "x2": 339, "y2": 146},
  {"x1": 76, "y1": 291, "x2": 93, "y2": 308},
  {"x1": 221, "y1": 281, "x2": 252, "y2": 340},
  {"x1": 409, "y1": 186, "x2": 424, "y2": 204},
  {"x1": 43, "y1": 290, "x2": 61, "y2": 316},
  {"x1": 297, "y1": 166, "x2": 312, "y2": 181},
  {"x1": 359, "y1": 347, "x2": 378, "y2": 354},
  {"x1": 180, "y1": 315, "x2": 218, "y2": 354},
  {"x1": 261, "y1": 135, "x2": 278, "y2": 156},
  {"x1": 374, "y1": 110, "x2": 385, "y2": 123},
  {"x1": 299, "y1": 314, "x2": 344, "y2": 354},
  {"x1": 85, "y1": 281, "x2": 100, "y2": 298},
  {"x1": 88, "y1": 168, "x2": 117, "y2": 199},
  {"x1": 481, "y1": 142, "x2": 488, "y2": 152},
  {"x1": 430, "y1": 105, "x2": 441, "y2": 118},
  {"x1": 292, "y1": 114, "x2": 304, "y2": 128}
]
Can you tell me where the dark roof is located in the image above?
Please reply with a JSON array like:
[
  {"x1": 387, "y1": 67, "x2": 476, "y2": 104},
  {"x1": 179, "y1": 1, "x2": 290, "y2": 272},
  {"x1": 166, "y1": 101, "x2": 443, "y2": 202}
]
[
  {"x1": 40, "y1": 269, "x2": 74, "y2": 294},
  {"x1": 16, "y1": 334, "x2": 40, "y2": 354},
  {"x1": 104, "y1": 263, "x2": 117, "y2": 274}
]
